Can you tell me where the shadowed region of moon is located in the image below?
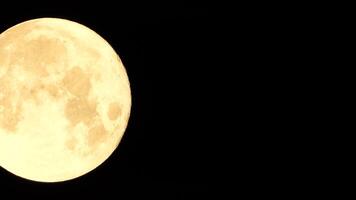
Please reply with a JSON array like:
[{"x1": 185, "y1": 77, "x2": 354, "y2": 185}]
[
  {"x1": 64, "y1": 97, "x2": 97, "y2": 127},
  {"x1": 108, "y1": 102, "x2": 122, "y2": 121},
  {"x1": 0, "y1": 18, "x2": 131, "y2": 182},
  {"x1": 0, "y1": 77, "x2": 23, "y2": 132},
  {"x1": 63, "y1": 66, "x2": 91, "y2": 97},
  {"x1": 0, "y1": 101, "x2": 22, "y2": 133},
  {"x1": 65, "y1": 136, "x2": 78, "y2": 151},
  {"x1": 87, "y1": 122, "x2": 108, "y2": 148},
  {"x1": 11, "y1": 36, "x2": 67, "y2": 77}
]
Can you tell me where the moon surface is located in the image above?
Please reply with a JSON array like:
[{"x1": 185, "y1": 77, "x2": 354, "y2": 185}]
[{"x1": 0, "y1": 18, "x2": 131, "y2": 182}]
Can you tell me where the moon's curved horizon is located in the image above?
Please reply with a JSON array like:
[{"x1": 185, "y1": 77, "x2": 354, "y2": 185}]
[{"x1": 0, "y1": 18, "x2": 131, "y2": 182}]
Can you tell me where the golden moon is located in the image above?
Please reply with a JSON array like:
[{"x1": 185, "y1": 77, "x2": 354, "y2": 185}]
[{"x1": 0, "y1": 18, "x2": 131, "y2": 182}]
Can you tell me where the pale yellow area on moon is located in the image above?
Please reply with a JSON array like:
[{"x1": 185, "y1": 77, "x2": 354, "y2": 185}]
[{"x1": 0, "y1": 18, "x2": 131, "y2": 182}]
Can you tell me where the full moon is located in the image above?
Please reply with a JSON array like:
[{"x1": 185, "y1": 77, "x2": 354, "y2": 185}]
[{"x1": 0, "y1": 18, "x2": 131, "y2": 182}]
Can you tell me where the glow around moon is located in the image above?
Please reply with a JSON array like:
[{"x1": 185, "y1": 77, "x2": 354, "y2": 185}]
[{"x1": 0, "y1": 18, "x2": 131, "y2": 182}]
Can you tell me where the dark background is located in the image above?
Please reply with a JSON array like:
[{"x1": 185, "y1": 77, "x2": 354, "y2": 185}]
[{"x1": 0, "y1": 1, "x2": 218, "y2": 199}]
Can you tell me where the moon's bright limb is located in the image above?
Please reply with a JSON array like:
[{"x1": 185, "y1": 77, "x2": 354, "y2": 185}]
[{"x1": 0, "y1": 18, "x2": 131, "y2": 182}]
